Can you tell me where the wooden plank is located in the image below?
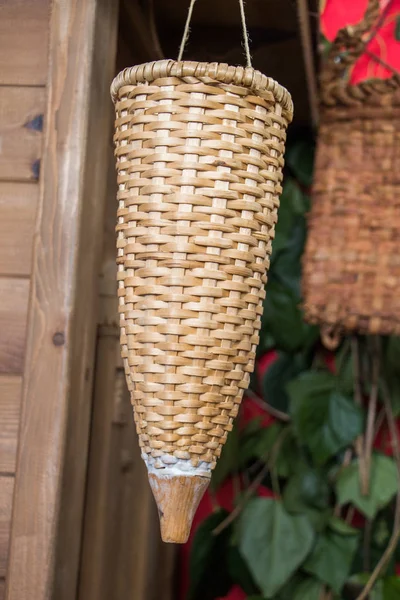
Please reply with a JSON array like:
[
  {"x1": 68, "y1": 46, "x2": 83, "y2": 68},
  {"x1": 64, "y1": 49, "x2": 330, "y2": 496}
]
[
  {"x1": 5, "y1": 1, "x2": 119, "y2": 599},
  {"x1": 79, "y1": 337, "x2": 173, "y2": 600},
  {"x1": 0, "y1": 184, "x2": 38, "y2": 276},
  {"x1": 78, "y1": 338, "x2": 128, "y2": 600},
  {"x1": 0, "y1": 88, "x2": 45, "y2": 182},
  {"x1": 0, "y1": 1, "x2": 50, "y2": 86},
  {"x1": 0, "y1": 278, "x2": 29, "y2": 375},
  {"x1": 0, "y1": 477, "x2": 13, "y2": 578},
  {"x1": 0, "y1": 376, "x2": 22, "y2": 473}
]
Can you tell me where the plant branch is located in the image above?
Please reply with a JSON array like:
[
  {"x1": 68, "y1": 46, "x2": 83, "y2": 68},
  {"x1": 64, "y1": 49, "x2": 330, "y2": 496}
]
[
  {"x1": 356, "y1": 377, "x2": 400, "y2": 600},
  {"x1": 364, "y1": 337, "x2": 381, "y2": 495},
  {"x1": 246, "y1": 388, "x2": 291, "y2": 423},
  {"x1": 212, "y1": 461, "x2": 269, "y2": 536},
  {"x1": 351, "y1": 336, "x2": 369, "y2": 495},
  {"x1": 334, "y1": 448, "x2": 353, "y2": 517},
  {"x1": 212, "y1": 427, "x2": 291, "y2": 536}
]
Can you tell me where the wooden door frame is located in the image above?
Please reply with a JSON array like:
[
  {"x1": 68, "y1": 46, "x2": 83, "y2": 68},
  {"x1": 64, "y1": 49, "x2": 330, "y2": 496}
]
[{"x1": 6, "y1": 1, "x2": 119, "y2": 598}]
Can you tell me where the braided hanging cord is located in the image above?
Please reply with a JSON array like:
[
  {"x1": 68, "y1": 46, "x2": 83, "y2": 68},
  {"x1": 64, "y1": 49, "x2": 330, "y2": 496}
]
[{"x1": 178, "y1": 0, "x2": 252, "y2": 67}]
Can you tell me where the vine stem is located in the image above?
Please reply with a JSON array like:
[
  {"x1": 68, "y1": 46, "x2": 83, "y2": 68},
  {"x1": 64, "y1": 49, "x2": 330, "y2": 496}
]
[
  {"x1": 364, "y1": 337, "x2": 381, "y2": 493},
  {"x1": 212, "y1": 428, "x2": 291, "y2": 536},
  {"x1": 356, "y1": 378, "x2": 400, "y2": 600},
  {"x1": 351, "y1": 337, "x2": 369, "y2": 495},
  {"x1": 333, "y1": 448, "x2": 353, "y2": 517},
  {"x1": 245, "y1": 388, "x2": 291, "y2": 422}
]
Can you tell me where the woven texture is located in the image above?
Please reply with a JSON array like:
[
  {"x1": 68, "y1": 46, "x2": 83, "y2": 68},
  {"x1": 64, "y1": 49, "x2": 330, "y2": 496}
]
[
  {"x1": 302, "y1": 1, "x2": 400, "y2": 338},
  {"x1": 112, "y1": 60, "x2": 292, "y2": 471}
]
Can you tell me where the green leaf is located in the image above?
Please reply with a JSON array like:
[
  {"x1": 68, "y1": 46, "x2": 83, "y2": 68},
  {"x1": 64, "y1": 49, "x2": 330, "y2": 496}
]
[
  {"x1": 272, "y1": 216, "x2": 306, "y2": 298},
  {"x1": 328, "y1": 516, "x2": 358, "y2": 536},
  {"x1": 292, "y1": 578, "x2": 324, "y2": 599},
  {"x1": 273, "y1": 573, "x2": 321, "y2": 599},
  {"x1": 239, "y1": 422, "x2": 283, "y2": 466},
  {"x1": 335, "y1": 454, "x2": 398, "y2": 519},
  {"x1": 335, "y1": 341, "x2": 354, "y2": 395},
  {"x1": 273, "y1": 177, "x2": 299, "y2": 253},
  {"x1": 238, "y1": 498, "x2": 315, "y2": 598},
  {"x1": 188, "y1": 511, "x2": 232, "y2": 600},
  {"x1": 395, "y1": 16, "x2": 400, "y2": 41},
  {"x1": 285, "y1": 140, "x2": 315, "y2": 187},
  {"x1": 283, "y1": 465, "x2": 331, "y2": 530},
  {"x1": 263, "y1": 281, "x2": 311, "y2": 353},
  {"x1": 347, "y1": 574, "x2": 383, "y2": 599},
  {"x1": 304, "y1": 529, "x2": 360, "y2": 593},
  {"x1": 288, "y1": 372, "x2": 364, "y2": 464},
  {"x1": 384, "y1": 576, "x2": 400, "y2": 599},
  {"x1": 227, "y1": 546, "x2": 259, "y2": 595},
  {"x1": 386, "y1": 337, "x2": 400, "y2": 370},
  {"x1": 382, "y1": 337, "x2": 400, "y2": 417},
  {"x1": 275, "y1": 429, "x2": 303, "y2": 478},
  {"x1": 211, "y1": 423, "x2": 239, "y2": 490},
  {"x1": 262, "y1": 352, "x2": 308, "y2": 415}
]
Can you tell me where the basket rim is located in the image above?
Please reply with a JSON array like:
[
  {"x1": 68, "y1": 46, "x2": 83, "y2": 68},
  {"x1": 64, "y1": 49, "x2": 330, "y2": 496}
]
[{"x1": 110, "y1": 59, "x2": 293, "y2": 118}]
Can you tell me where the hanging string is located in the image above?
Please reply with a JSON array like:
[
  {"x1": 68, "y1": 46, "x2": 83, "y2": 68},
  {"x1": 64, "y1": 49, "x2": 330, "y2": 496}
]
[
  {"x1": 178, "y1": 0, "x2": 197, "y2": 61},
  {"x1": 178, "y1": 0, "x2": 252, "y2": 68},
  {"x1": 239, "y1": 0, "x2": 252, "y2": 68}
]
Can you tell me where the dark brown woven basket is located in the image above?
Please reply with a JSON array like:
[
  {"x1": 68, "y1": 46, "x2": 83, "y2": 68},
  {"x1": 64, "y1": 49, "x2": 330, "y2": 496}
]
[{"x1": 302, "y1": 0, "x2": 400, "y2": 341}]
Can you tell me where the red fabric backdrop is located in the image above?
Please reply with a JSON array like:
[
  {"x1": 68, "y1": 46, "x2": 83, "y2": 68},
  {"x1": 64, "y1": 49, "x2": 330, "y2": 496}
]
[{"x1": 321, "y1": 0, "x2": 400, "y2": 84}]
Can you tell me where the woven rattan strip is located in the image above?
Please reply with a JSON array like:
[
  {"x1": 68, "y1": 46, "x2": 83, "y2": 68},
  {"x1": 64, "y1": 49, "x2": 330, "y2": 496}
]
[
  {"x1": 303, "y1": 107, "x2": 400, "y2": 336},
  {"x1": 111, "y1": 60, "x2": 292, "y2": 473},
  {"x1": 302, "y1": 0, "x2": 400, "y2": 338}
]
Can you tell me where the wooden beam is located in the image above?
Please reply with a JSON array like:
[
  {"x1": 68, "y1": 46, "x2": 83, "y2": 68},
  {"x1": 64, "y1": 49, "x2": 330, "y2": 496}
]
[
  {"x1": 5, "y1": 1, "x2": 119, "y2": 599},
  {"x1": 0, "y1": 376, "x2": 22, "y2": 473},
  {"x1": 0, "y1": 87, "x2": 45, "y2": 182},
  {"x1": 0, "y1": 0, "x2": 49, "y2": 85},
  {"x1": 0, "y1": 278, "x2": 29, "y2": 375},
  {"x1": 0, "y1": 184, "x2": 38, "y2": 276},
  {"x1": 0, "y1": 477, "x2": 13, "y2": 578}
]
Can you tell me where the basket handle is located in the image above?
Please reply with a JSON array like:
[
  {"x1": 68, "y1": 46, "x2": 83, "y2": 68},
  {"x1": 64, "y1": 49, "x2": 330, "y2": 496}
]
[{"x1": 178, "y1": 0, "x2": 252, "y2": 67}]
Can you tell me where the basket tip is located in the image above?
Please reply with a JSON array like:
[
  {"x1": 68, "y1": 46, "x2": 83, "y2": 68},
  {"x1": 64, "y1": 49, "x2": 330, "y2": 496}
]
[{"x1": 149, "y1": 472, "x2": 210, "y2": 543}]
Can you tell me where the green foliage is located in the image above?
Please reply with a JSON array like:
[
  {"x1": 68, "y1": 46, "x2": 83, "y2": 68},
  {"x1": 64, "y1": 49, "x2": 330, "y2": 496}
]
[
  {"x1": 188, "y1": 137, "x2": 400, "y2": 600},
  {"x1": 383, "y1": 576, "x2": 400, "y2": 598},
  {"x1": 262, "y1": 351, "x2": 308, "y2": 415},
  {"x1": 335, "y1": 454, "x2": 398, "y2": 519},
  {"x1": 262, "y1": 281, "x2": 312, "y2": 353},
  {"x1": 285, "y1": 140, "x2": 315, "y2": 187},
  {"x1": 291, "y1": 578, "x2": 324, "y2": 599},
  {"x1": 283, "y1": 463, "x2": 331, "y2": 530},
  {"x1": 211, "y1": 424, "x2": 240, "y2": 490},
  {"x1": 382, "y1": 337, "x2": 400, "y2": 417},
  {"x1": 188, "y1": 511, "x2": 233, "y2": 600},
  {"x1": 238, "y1": 498, "x2": 314, "y2": 598},
  {"x1": 288, "y1": 372, "x2": 364, "y2": 464},
  {"x1": 239, "y1": 422, "x2": 283, "y2": 466},
  {"x1": 304, "y1": 528, "x2": 360, "y2": 593}
]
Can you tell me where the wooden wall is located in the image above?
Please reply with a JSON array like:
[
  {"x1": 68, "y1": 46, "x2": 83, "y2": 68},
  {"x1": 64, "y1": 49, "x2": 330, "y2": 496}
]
[{"x1": 0, "y1": 1, "x2": 50, "y2": 595}]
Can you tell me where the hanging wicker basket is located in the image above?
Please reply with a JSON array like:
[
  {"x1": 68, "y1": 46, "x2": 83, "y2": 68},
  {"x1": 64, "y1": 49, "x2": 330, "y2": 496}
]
[
  {"x1": 302, "y1": 0, "x2": 400, "y2": 342},
  {"x1": 111, "y1": 59, "x2": 292, "y2": 542}
]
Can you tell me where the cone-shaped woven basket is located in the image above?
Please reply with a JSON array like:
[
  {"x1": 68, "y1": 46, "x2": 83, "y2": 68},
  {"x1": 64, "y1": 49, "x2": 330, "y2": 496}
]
[
  {"x1": 111, "y1": 59, "x2": 293, "y2": 542},
  {"x1": 302, "y1": 0, "x2": 400, "y2": 344}
]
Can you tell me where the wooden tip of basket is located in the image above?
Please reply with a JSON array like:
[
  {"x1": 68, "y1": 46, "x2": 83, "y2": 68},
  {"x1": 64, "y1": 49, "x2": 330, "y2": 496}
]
[{"x1": 149, "y1": 472, "x2": 210, "y2": 544}]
